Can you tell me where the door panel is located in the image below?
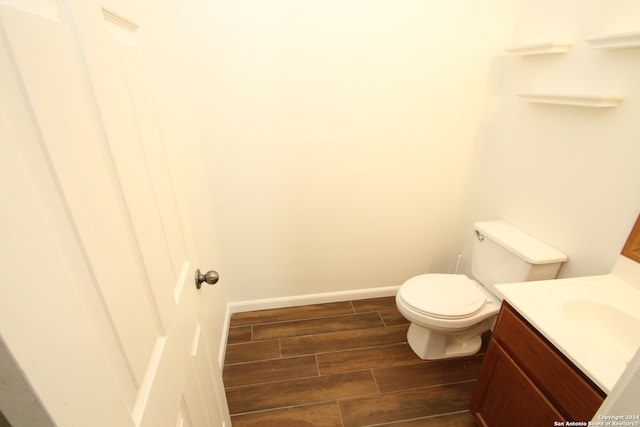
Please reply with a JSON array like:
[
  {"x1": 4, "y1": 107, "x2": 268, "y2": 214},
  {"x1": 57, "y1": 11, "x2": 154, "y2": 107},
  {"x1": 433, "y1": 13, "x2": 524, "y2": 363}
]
[
  {"x1": 186, "y1": 320, "x2": 227, "y2": 426},
  {"x1": 69, "y1": 0, "x2": 180, "y2": 333},
  {"x1": 0, "y1": 37, "x2": 135, "y2": 425},
  {"x1": 0, "y1": 1, "x2": 148, "y2": 405}
]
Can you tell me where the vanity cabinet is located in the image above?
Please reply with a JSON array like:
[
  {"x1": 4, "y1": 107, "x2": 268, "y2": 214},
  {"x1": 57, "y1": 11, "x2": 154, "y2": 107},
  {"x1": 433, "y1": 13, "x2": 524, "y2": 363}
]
[{"x1": 470, "y1": 303, "x2": 606, "y2": 426}]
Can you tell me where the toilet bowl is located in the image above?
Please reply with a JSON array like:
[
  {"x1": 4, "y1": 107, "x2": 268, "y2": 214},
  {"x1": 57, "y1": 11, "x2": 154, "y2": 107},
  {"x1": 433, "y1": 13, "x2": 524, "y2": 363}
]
[
  {"x1": 396, "y1": 274, "x2": 500, "y2": 359},
  {"x1": 396, "y1": 221, "x2": 567, "y2": 360}
]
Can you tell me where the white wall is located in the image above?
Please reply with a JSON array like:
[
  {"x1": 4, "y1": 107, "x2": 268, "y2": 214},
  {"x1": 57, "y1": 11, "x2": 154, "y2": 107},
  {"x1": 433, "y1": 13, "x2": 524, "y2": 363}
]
[
  {"x1": 465, "y1": 0, "x2": 640, "y2": 279},
  {"x1": 178, "y1": 0, "x2": 520, "y2": 301}
]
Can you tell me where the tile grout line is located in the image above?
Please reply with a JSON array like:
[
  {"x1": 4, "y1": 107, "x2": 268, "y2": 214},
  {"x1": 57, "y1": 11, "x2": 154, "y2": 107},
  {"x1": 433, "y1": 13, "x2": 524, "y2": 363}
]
[
  {"x1": 252, "y1": 322, "x2": 390, "y2": 342},
  {"x1": 224, "y1": 372, "x2": 327, "y2": 391},
  {"x1": 250, "y1": 311, "x2": 381, "y2": 328},
  {"x1": 230, "y1": 399, "x2": 348, "y2": 418},
  {"x1": 370, "y1": 368, "x2": 381, "y2": 394},
  {"x1": 224, "y1": 353, "x2": 318, "y2": 368},
  {"x1": 374, "y1": 378, "x2": 479, "y2": 396},
  {"x1": 229, "y1": 303, "x2": 359, "y2": 327},
  {"x1": 314, "y1": 353, "x2": 321, "y2": 377},
  {"x1": 377, "y1": 310, "x2": 386, "y2": 327},
  {"x1": 336, "y1": 399, "x2": 346, "y2": 427}
]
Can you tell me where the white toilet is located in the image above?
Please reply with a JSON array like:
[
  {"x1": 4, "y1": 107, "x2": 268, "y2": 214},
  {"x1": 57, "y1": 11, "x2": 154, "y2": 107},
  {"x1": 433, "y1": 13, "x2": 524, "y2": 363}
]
[{"x1": 396, "y1": 220, "x2": 568, "y2": 360}]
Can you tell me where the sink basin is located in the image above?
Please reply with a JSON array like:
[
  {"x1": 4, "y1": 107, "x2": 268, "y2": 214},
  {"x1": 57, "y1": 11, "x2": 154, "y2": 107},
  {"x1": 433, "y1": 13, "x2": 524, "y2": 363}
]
[{"x1": 551, "y1": 283, "x2": 640, "y2": 371}]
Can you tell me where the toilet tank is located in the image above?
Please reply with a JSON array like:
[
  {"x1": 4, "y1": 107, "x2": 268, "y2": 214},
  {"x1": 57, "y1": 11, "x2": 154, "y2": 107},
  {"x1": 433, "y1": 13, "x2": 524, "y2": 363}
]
[{"x1": 471, "y1": 221, "x2": 568, "y2": 296}]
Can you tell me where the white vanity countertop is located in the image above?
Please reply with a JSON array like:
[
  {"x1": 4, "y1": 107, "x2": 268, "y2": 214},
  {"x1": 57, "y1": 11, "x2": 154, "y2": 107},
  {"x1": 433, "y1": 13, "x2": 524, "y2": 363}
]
[{"x1": 496, "y1": 272, "x2": 640, "y2": 394}]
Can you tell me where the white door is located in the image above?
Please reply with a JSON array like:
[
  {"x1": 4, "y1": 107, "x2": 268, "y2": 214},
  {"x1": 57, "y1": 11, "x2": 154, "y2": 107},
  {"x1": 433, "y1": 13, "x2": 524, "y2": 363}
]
[{"x1": 0, "y1": 0, "x2": 230, "y2": 426}]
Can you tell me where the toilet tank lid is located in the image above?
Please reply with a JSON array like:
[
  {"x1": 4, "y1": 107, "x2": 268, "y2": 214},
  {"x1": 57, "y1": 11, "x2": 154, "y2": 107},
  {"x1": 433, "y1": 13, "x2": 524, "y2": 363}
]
[{"x1": 474, "y1": 221, "x2": 568, "y2": 264}]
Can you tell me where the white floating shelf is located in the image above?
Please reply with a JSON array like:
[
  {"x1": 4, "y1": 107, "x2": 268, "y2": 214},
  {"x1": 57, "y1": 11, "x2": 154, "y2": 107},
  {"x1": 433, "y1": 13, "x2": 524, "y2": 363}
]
[
  {"x1": 586, "y1": 30, "x2": 640, "y2": 49},
  {"x1": 517, "y1": 93, "x2": 624, "y2": 108},
  {"x1": 506, "y1": 41, "x2": 572, "y2": 56}
]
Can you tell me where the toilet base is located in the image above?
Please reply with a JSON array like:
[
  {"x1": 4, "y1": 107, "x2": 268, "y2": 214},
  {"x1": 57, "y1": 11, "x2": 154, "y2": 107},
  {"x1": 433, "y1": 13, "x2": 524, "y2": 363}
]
[{"x1": 406, "y1": 322, "x2": 482, "y2": 360}]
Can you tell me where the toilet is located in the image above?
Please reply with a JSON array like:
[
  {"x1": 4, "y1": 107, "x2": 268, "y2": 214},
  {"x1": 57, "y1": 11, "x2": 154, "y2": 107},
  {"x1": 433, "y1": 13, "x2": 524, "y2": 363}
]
[{"x1": 396, "y1": 220, "x2": 568, "y2": 360}]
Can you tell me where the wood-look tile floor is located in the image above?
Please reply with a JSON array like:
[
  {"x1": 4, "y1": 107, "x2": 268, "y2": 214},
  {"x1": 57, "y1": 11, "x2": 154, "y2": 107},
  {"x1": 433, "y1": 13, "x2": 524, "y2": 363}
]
[{"x1": 223, "y1": 296, "x2": 487, "y2": 427}]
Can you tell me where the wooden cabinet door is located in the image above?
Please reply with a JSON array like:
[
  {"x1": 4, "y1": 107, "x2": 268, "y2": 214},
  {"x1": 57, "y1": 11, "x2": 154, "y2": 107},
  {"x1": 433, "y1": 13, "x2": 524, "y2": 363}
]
[{"x1": 471, "y1": 341, "x2": 563, "y2": 427}]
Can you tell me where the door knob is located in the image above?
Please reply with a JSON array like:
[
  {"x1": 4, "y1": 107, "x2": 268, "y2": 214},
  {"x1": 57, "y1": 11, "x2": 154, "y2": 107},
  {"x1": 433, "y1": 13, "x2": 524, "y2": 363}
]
[{"x1": 195, "y1": 269, "x2": 219, "y2": 289}]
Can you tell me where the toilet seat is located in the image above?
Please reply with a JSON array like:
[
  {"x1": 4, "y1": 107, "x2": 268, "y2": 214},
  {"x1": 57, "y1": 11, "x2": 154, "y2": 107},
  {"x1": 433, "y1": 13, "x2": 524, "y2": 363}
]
[{"x1": 398, "y1": 274, "x2": 487, "y2": 320}]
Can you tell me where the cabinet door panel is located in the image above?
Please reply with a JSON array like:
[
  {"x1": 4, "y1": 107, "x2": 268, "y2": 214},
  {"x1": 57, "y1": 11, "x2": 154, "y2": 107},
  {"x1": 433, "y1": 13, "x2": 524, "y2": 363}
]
[
  {"x1": 471, "y1": 341, "x2": 562, "y2": 427},
  {"x1": 494, "y1": 304, "x2": 605, "y2": 419}
]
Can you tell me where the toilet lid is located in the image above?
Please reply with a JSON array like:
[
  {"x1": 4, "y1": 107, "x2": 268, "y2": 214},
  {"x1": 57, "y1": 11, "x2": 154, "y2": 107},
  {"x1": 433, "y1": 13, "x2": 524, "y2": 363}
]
[{"x1": 399, "y1": 274, "x2": 487, "y2": 319}]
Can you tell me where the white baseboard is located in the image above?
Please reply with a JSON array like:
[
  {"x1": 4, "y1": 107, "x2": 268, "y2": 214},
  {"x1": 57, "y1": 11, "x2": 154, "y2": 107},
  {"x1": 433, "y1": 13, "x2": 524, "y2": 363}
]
[
  {"x1": 218, "y1": 285, "x2": 401, "y2": 365},
  {"x1": 227, "y1": 285, "x2": 401, "y2": 314},
  {"x1": 217, "y1": 302, "x2": 232, "y2": 368}
]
